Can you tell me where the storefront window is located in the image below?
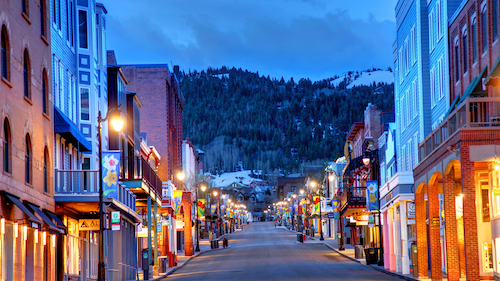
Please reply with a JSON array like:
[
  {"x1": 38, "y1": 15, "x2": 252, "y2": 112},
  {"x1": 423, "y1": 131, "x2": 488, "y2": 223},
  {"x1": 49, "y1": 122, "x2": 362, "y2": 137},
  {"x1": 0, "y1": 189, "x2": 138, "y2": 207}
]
[
  {"x1": 482, "y1": 182, "x2": 490, "y2": 222},
  {"x1": 66, "y1": 218, "x2": 80, "y2": 275},
  {"x1": 491, "y1": 169, "x2": 500, "y2": 218},
  {"x1": 484, "y1": 242, "x2": 493, "y2": 272}
]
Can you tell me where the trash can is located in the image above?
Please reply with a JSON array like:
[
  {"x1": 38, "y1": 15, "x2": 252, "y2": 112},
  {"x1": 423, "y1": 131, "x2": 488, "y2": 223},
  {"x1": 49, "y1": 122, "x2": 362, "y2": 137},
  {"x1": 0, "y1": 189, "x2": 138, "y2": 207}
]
[
  {"x1": 354, "y1": 245, "x2": 364, "y2": 259},
  {"x1": 297, "y1": 233, "x2": 302, "y2": 242},
  {"x1": 141, "y1": 249, "x2": 149, "y2": 280},
  {"x1": 158, "y1": 257, "x2": 168, "y2": 273},
  {"x1": 305, "y1": 229, "x2": 310, "y2": 236},
  {"x1": 223, "y1": 238, "x2": 228, "y2": 248},
  {"x1": 364, "y1": 248, "x2": 379, "y2": 265},
  {"x1": 216, "y1": 239, "x2": 219, "y2": 248},
  {"x1": 411, "y1": 243, "x2": 418, "y2": 277}
]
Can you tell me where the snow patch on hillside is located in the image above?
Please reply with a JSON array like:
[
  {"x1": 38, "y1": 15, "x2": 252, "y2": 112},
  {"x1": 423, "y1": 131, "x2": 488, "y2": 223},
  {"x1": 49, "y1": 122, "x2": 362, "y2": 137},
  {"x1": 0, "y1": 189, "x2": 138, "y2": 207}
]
[{"x1": 329, "y1": 70, "x2": 394, "y2": 89}]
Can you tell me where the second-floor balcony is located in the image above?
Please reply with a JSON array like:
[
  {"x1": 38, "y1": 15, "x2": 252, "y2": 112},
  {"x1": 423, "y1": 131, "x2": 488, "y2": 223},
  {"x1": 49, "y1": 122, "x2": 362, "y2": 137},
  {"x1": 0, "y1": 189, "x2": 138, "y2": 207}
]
[
  {"x1": 55, "y1": 169, "x2": 137, "y2": 211},
  {"x1": 336, "y1": 185, "x2": 366, "y2": 217},
  {"x1": 120, "y1": 156, "x2": 162, "y2": 196},
  {"x1": 419, "y1": 96, "x2": 500, "y2": 161}
]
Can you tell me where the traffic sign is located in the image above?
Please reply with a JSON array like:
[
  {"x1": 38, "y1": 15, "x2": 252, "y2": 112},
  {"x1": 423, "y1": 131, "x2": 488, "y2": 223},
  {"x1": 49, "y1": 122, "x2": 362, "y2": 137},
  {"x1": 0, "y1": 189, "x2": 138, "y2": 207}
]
[{"x1": 111, "y1": 211, "x2": 121, "y2": 231}]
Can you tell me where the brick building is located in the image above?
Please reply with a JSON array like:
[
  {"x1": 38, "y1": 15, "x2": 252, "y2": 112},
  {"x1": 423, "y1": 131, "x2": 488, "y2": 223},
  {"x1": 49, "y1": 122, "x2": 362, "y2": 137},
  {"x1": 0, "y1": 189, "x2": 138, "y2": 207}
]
[
  {"x1": 413, "y1": 0, "x2": 500, "y2": 280},
  {"x1": 0, "y1": 0, "x2": 60, "y2": 280}
]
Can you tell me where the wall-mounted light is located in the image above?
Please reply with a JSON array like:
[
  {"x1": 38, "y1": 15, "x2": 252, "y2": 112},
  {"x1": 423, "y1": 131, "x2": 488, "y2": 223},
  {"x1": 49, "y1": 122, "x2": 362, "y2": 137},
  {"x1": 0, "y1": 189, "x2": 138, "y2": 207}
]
[
  {"x1": 362, "y1": 157, "x2": 371, "y2": 166},
  {"x1": 42, "y1": 231, "x2": 47, "y2": 246},
  {"x1": 52, "y1": 234, "x2": 56, "y2": 248},
  {"x1": 14, "y1": 223, "x2": 18, "y2": 238},
  {"x1": 23, "y1": 225, "x2": 27, "y2": 241},
  {"x1": 34, "y1": 229, "x2": 38, "y2": 244}
]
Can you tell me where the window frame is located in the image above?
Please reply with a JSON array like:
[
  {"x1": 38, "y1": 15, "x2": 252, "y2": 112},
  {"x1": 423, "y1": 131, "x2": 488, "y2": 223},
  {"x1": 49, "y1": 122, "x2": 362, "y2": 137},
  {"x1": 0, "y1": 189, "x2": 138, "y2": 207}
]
[
  {"x1": 25, "y1": 133, "x2": 32, "y2": 184},
  {"x1": 482, "y1": 6, "x2": 488, "y2": 54},
  {"x1": 22, "y1": 0, "x2": 29, "y2": 17},
  {"x1": 23, "y1": 49, "x2": 31, "y2": 100},
  {"x1": 1, "y1": 25, "x2": 10, "y2": 81},
  {"x1": 472, "y1": 16, "x2": 478, "y2": 63},
  {"x1": 463, "y1": 30, "x2": 468, "y2": 74},
  {"x1": 3, "y1": 118, "x2": 11, "y2": 174},
  {"x1": 78, "y1": 9, "x2": 88, "y2": 49},
  {"x1": 40, "y1": 0, "x2": 47, "y2": 38},
  {"x1": 44, "y1": 147, "x2": 49, "y2": 193},
  {"x1": 42, "y1": 69, "x2": 49, "y2": 115}
]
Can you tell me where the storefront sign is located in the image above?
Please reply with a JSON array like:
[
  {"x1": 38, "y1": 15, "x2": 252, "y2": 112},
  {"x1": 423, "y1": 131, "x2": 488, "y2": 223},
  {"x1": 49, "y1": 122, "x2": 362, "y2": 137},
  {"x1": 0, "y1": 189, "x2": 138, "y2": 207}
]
[
  {"x1": 111, "y1": 211, "x2": 120, "y2": 231},
  {"x1": 161, "y1": 197, "x2": 172, "y2": 208},
  {"x1": 355, "y1": 215, "x2": 369, "y2": 226},
  {"x1": 156, "y1": 221, "x2": 162, "y2": 233},
  {"x1": 79, "y1": 219, "x2": 100, "y2": 231},
  {"x1": 494, "y1": 188, "x2": 500, "y2": 197},
  {"x1": 407, "y1": 202, "x2": 416, "y2": 219},
  {"x1": 431, "y1": 216, "x2": 440, "y2": 227},
  {"x1": 455, "y1": 195, "x2": 464, "y2": 219},
  {"x1": 366, "y1": 181, "x2": 379, "y2": 212},
  {"x1": 102, "y1": 151, "x2": 121, "y2": 199}
]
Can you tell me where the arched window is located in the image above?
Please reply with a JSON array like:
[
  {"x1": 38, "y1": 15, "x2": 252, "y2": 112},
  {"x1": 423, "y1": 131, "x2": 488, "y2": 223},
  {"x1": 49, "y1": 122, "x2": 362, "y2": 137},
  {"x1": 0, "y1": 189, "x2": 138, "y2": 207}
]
[
  {"x1": 25, "y1": 134, "x2": 32, "y2": 184},
  {"x1": 482, "y1": 7, "x2": 488, "y2": 54},
  {"x1": 472, "y1": 18, "x2": 477, "y2": 62},
  {"x1": 463, "y1": 31, "x2": 468, "y2": 73},
  {"x1": 42, "y1": 69, "x2": 48, "y2": 114},
  {"x1": 44, "y1": 147, "x2": 49, "y2": 193},
  {"x1": 23, "y1": 49, "x2": 31, "y2": 99},
  {"x1": 22, "y1": 0, "x2": 28, "y2": 16},
  {"x1": 3, "y1": 118, "x2": 11, "y2": 173},
  {"x1": 40, "y1": 0, "x2": 47, "y2": 37},
  {"x1": 1, "y1": 25, "x2": 9, "y2": 80}
]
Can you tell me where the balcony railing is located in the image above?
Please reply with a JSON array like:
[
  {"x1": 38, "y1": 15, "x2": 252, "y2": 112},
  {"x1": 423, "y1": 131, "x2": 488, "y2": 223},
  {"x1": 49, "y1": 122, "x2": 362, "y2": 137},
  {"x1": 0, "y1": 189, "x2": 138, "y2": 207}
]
[
  {"x1": 120, "y1": 157, "x2": 162, "y2": 195},
  {"x1": 337, "y1": 186, "x2": 366, "y2": 214},
  {"x1": 419, "y1": 97, "x2": 500, "y2": 161},
  {"x1": 55, "y1": 169, "x2": 136, "y2": 210}
]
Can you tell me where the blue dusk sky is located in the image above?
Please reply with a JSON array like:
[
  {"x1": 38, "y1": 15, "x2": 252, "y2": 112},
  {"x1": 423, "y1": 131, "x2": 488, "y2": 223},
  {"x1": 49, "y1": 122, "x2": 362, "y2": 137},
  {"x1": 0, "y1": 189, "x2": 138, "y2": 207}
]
[{"x1": 101, "y1": 0, "x2": 397, "y2": 82}]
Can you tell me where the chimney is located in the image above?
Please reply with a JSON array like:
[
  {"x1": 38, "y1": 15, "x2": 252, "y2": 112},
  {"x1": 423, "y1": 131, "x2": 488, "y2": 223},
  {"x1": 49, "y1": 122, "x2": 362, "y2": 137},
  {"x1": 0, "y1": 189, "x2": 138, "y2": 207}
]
[{"x1": 174, "y1": 65, "x2": 180, "y2": 79}]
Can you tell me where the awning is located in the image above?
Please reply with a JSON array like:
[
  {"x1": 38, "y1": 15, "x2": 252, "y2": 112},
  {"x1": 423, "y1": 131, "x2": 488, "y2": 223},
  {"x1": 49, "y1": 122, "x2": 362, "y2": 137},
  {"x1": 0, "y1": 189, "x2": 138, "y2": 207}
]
[
  {"x1": 54, "y1": 107, "x2": 92, "y2": 152},
  {"x1": 446, "y1": 67, "x2": 488, "y2": 117},
  {"x1": 43, "y1": 209, "x2": 67, "y2": 232},
  {"x1": 485, "y1": 56, "x2": 500, "y2": 87},
  {"x1": 1, "y1": 192, "x2": 42, "y2": 227},
  {"x1": 24, "y1": 202, "x2": 61, "y2": 233}
]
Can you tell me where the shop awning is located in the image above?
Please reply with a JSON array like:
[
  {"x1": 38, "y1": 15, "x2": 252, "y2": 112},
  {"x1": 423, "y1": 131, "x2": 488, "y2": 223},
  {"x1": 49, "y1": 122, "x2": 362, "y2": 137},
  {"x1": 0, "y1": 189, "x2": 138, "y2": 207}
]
[
  {"x1": 24, "y1": 202, "x2": 61, "y2": 233},
  {"x1": 485, "y1": 56, "x2": 500, "y2": 87},
  {"x1": 54, "y1": 107, "x2": 92, "y2": 152},
  {"x1": 43, "y1": 209, "x2": 67, "y2": 232},
  {"x1": 1, "y1": 192, "x2": 42, "y2": 226}
]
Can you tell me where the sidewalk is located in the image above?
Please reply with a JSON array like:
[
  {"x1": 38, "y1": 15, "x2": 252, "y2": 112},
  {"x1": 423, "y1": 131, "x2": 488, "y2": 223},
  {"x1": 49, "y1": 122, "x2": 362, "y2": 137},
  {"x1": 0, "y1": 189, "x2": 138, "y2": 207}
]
[
  {"x1": 282, "y1": 228, "x2": 433, "y2": 281},
  {"x1": 134, "y1": 231, "x2": 235, "y2": 281}
]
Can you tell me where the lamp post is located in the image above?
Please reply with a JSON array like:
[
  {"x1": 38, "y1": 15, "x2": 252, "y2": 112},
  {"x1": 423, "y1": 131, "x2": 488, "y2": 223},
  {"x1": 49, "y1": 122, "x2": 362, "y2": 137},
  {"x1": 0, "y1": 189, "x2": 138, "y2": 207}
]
[
  {"x1": 195, "y1": 183, "x2": 207, "y2": 252},
  {"x1": 98, "y1": 106, "x2": 124, "y2": 281}
]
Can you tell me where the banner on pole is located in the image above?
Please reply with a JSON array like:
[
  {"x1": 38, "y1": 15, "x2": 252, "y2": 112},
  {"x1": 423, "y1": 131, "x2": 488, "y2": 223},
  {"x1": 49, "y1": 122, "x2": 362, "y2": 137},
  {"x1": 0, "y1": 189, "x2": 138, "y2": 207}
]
[
  {"x1": 173, "y1": 190, "x2": 182, "y2": 215},
  {"x1": 366, "y1": 180, "x2": 379, "y2": 212},
  {"x1": 211, "y1": 204, "x2": 216, "y2": 216},
  {"x1": 313, "y1": 196, "x2": 320, "y2": 214},
  {"x1": 197, "y1": 199, "x2": 205, "y2": 217},
  {"x1": 102, "y1": 151, "x2": 121, "y2": 199},
  {"x1": 331, "y1": 199, "x2": 340, "y2": 219}
]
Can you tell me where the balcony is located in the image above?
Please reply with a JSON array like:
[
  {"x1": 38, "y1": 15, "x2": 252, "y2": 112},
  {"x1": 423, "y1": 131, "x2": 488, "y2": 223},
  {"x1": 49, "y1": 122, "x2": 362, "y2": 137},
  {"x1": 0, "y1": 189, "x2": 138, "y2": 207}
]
[
  {"x1": 120, "y1": 157, "x2": 162, "y2": 196},
  {"x1": 336, "y1": 185, "x2": 367, "y2": 217},
  {"x1": 419, "y1": 96, "x2": 500, "y2": 161},
  {"x1": 55, "y1": 170, "x2": 137, "y2": 211}
]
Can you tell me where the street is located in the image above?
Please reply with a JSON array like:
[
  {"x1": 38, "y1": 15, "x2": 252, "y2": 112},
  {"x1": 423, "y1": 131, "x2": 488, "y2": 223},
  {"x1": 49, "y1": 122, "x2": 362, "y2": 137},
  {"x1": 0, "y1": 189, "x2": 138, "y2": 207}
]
[{"x1": 164, "y1": 222, "x2": 402, "y2": 281}]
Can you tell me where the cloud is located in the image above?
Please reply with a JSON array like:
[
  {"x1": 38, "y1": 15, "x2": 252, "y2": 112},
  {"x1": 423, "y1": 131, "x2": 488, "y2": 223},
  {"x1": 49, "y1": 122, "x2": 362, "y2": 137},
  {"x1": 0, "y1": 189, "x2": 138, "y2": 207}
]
[{"x1": 104, "y1": 0, "x2": 395, "y2": 81}]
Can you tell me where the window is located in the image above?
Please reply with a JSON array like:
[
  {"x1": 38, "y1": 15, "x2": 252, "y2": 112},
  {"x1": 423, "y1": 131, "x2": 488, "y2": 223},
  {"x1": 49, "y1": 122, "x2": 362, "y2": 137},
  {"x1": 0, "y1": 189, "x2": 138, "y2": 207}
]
[
  {"x1": 431, "y1": 67, "x2": 436, "y2": 107},
  {"x1": 23, "y1": 49, "x2": 31, "y2": 99},
  {"x1": 40, "y1": 0, "x2": 47, "y2": 37},
  {"x1": 1, "y1": 26, "x2": 9, "y2": 80},
  {"x1": 58, "y1": 0, "x2": 61, "y2": 30},
  {"x1": 472, "y1": 19, "x2": 478, "y2": 63},
  {"x1": 429, "y1": 9, "x2": 435, "y2": 51},
  {"x1": 53, "y1": 56, "x2": 59, "y2": 107},
  {"x1": 80, "y1": 88, "x2": 89, "y2": 120},
  {"x1": 483, "y1": 7, "x2": 488, "y2": 53},
  {"x1": 66, "y1": 0, "x2": 69, "y2": 40},
  {"x1": 59, "y1": 61, "x2": 63, "y2": 110},
  {"x1": 44, "y1": 147, "x2": 49, "y2": 193},
  {"x1": 463, "y1": 32, "x2": 468, "y2": 73},
  {"x1": 494, "y1": 0, "x2": 498, "y2": 40},
  {"x1": 414, "y1": 133, "x2": 419, "y2": 165},
  {"x1": 42, "y1": 69, "x2": 48, "y2": 114},
  {"x1": 437, "y1": 0, "x2": 443, "y2": 39},
  {"x1": 439, "y1": 57, "x2": 445, "y2": 100},
  {"x1": 78, "y1": 10, "x2": 88, "y2": 48},
  {"x1": 411, "y1": 25, "x2": 417, "y2": 64},
  {"x1": 401, "y1": 145, "x2": 407, "y2": 171},
  {"x1": 22, "y1": 0, "x2": 28, "y2": 16},
  {"x1": 405, "y1": 38, "x2": 410, "y2": 74},
  {"x1": 400, "y1": 97, "x2": 406, "y2": 129},
  {"x1": 408, "y1": 87, "x2": 413, "y2": 119},
  {"x1": 408, "y1": 140, "x2": 413, "y2": 170},
  {"x1": 406, "y1": 89, "x2": 411, "y2": 125},
  {"x1": 52, "y1": 0, "x2": 56, "y2": 24},
  {"x1": 455, "y1": 43, "x2": 460, "y2": 81},
  {"x1": 70, "y1": 1, "x2": 74, "y2": 46},
  {"x1": 413, "y1": 79, "x2": 418, "y2": 118},
  {"x1": 3, "y1": 118, "x2": 11, "y2": 173},
  {"x1": 25, "y1": 134, "x2": 32, "y2": 184}
]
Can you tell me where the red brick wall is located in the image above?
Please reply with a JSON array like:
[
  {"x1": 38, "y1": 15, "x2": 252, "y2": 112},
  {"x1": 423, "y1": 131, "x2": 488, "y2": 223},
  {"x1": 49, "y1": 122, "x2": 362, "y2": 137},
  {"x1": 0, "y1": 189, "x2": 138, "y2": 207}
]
[
  {"x1": 121, "y1": 65, "x2": 184, "y2": 184},
  {"x1": 428, "y1": 178, "x2": 443, "y2": 279},
  {"x1": 443, "y1": 169, "x2": 460, "y2": 281},
  {"x1": 415, "y1": 192, "x2": 429, "y2": 278}
]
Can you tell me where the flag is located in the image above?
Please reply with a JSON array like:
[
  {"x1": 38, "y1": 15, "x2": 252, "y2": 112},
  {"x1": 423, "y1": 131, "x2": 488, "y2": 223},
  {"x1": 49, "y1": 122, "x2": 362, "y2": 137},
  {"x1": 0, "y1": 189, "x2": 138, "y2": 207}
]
[
  {"x1": 197, "y1": 199, "x2": 205, "y2": 217},
  {"x1": 173, "y1": 190, "x2": 182, "y2": 215},
  {"x1": 211, "y1": 204, "x2": 216, "y2": 216},
  {"x1": 366, "y1": 181, "x2": 379, "y2": 212},
  {"x1": 313, "y1": 196, "x2": 320, "y2": 214},
  {"x1": 331, "y1": 199, "x2": 340, "y2": 219},
  {"x1": 102, "y1": 151, "x2": 121, "y2": 199}
]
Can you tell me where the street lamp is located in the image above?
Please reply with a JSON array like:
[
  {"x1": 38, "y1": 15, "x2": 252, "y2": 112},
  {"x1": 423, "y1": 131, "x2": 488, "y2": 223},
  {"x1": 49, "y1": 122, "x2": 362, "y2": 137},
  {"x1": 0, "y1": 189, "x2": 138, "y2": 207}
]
[
  {"x1": 195, "y1": 182, "x2": 207, "y2": 252},
  {"x1": 363, "y1": 151, "x2": 383, "y2": 266},
  {"x1": 310, "y1": 180, "x2": 324, "y2": 241},
  {"x1": 98, "y1": 105, "x2": 124, "y2": 281}
]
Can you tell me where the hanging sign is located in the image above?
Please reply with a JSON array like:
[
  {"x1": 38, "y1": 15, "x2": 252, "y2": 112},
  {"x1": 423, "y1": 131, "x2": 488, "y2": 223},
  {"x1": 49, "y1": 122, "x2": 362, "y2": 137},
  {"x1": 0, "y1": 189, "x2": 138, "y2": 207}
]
[
  {"x1": 407, "y1": 202, "x2": 416, "y2": 219},
  {"x1": 366, "y1": 180, "x2": 379, "y2": 212},
  {"x1": 102, "y1": 151, "x2": 121, "y2": 199},
  {"x1": 79, "y1": 219, "x2": 100, "y2": 231},
  {"x1": 111, "y1": 211, "x2": 120, "y2": 231}
]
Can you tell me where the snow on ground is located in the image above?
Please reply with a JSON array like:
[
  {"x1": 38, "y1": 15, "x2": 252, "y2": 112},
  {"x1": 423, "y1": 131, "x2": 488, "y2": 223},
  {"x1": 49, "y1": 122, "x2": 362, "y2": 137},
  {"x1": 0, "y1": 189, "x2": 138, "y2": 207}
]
[
  {"x1": 210, "y1": 170, "x2": 257, "y2": 187},
  {"x1": 329, "y1": 70, "x2": 394, "y2": 89}
]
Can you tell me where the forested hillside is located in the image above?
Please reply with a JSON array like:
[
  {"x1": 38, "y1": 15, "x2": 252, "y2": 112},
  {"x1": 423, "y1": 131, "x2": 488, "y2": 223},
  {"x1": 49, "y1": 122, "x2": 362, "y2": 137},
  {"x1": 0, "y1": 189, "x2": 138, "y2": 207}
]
[{"x1": 181, "y1": 67, "x2": 394, "y2": 177}]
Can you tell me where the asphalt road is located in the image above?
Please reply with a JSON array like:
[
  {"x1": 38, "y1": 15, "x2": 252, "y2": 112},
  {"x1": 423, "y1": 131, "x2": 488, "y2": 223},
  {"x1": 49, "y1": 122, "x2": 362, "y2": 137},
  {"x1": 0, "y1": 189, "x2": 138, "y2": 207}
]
[{"x1": 164, "y1": 221, "x2": 402, "y2": 281}]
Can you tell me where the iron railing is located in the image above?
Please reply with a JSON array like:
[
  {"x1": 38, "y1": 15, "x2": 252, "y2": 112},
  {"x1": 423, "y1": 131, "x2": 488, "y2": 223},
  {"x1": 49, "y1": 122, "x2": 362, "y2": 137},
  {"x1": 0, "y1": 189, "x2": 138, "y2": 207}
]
[
  {"x1": 120, "y1": 156, "x2": 162, "y2": 195},
  {"x1": 337, "y1": 186, "x2": 366, "y2": 215}
]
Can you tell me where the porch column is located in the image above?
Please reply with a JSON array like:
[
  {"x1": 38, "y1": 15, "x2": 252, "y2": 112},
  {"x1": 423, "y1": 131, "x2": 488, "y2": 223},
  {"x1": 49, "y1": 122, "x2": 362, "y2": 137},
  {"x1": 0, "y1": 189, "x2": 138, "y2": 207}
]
[
  {"x1": 415, "y1": 192, "x2": 429, "y2": 278},
  {"x1": 147, "y1": 195, "x2": 152, "y2": 266},
  {"x1": 154, "y1": 196, "x2": 159, "y2": 267},
  {"x1": 388, "y1": 207, "x2": 395, "y2": 272},
  {"x1": 443, "y1": 169, "x2": 460, "y2": 281},
  {"x1": 461, "y1": 151, "x2": 480, "y2": 280},
  {"x1": 400, "y1": 201, "x2": 410, "y2": 275},
  {"x1": 394, "y1": 206, "x2": 402, "y2": 273},
  {"x1": 182, "y1": 192, "x2": 193, "y2": 256},
  {"x1": 383, "y1": 211, "x2": 390, "y2": 270},
  {"x1": 168, "y1": 208, "x2": 176, "y2": 267},
  {"x1": 428, "y1": 178, "x2": 443, "y2": 280}
]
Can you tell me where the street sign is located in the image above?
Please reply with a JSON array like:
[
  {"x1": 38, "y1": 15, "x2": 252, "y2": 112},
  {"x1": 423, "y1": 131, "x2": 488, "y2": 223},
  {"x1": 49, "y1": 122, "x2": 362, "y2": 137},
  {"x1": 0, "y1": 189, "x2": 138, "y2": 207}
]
[
  {"x1": 111, "y1": 211, "x2": 120, "y2": 231},
  {"x1": 327, "y1": 212, "x2": 335, "y2": 219}
]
